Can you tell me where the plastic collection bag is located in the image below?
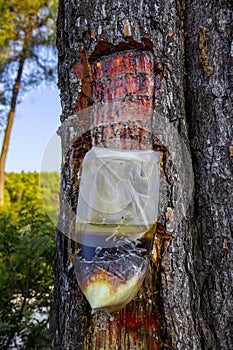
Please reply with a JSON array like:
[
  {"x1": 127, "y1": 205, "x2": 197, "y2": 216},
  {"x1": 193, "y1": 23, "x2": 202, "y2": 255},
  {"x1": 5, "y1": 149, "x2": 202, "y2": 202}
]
[{"x1": 74, "y1": 147, "x2": 160, "y2": 313}]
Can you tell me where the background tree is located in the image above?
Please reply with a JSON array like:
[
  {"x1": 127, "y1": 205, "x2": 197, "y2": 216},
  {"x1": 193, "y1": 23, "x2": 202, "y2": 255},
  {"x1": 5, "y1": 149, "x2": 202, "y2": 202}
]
[
  {"x1": 0, "y1": 0, "x2": 57, "y2": 206},
  {"x1": 0, "y1": 172, "x2": 58, "y2": 349},
  {"x1": 52, "y1": 0, "x2": 232, "y2": 349}
]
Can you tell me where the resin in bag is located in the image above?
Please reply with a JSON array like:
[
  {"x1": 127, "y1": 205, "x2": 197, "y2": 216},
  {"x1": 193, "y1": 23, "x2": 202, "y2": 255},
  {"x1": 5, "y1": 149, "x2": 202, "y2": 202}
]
[{"x1": 74, "y1": 147, "x2": 160, "y2": 313}]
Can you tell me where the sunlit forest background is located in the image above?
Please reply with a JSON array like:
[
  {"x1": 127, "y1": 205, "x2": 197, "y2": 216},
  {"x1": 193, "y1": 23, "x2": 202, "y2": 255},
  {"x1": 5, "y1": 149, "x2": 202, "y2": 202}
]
[
  {"x1": 0, "y1": 0, "x2": 59, "y2": 348},
  {"x1": 0, "y1": 172, "x2": 59, "y2": 349}
]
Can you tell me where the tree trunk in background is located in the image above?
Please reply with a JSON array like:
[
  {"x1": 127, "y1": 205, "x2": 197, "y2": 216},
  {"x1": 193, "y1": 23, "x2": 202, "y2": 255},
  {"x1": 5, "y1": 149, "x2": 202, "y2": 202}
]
[
  {"x1": 0, "y1": 62, "x2": 24, "y2": 206},
  {"x1": 52, "y1": 1, "x2": 232, "y2": 349},
  {"x1": 0, "y1": 34, "x2": 29, "y2": 207}
]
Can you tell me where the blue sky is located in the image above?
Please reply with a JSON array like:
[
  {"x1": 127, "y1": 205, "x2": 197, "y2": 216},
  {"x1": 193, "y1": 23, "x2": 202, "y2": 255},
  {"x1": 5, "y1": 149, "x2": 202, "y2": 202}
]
[{"x1": 1, "y1": 88, "x2": 61, "y2": 173}]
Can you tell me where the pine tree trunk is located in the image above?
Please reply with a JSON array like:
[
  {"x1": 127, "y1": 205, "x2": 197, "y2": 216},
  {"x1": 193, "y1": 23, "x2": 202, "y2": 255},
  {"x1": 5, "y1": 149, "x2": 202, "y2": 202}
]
[
  {"x1": 52, "y1": 1, "x2": 232, "y2": 349},
  {"x1": 185, "y1": 1, "x2": 233, "y2": 349},
  {"x1": 0, "y1": 35, "x2": 29, "y2": 206}
]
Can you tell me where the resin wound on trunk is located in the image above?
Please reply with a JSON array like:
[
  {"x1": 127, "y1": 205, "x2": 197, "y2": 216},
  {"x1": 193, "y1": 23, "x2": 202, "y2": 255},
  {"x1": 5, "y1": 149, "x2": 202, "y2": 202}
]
[{"x1": 71, "y1": 46, "x2": 161, "y2": 313}]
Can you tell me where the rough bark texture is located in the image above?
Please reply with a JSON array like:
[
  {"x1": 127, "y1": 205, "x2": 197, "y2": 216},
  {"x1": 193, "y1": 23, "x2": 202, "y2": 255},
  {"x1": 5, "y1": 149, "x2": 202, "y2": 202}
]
[
  {"x1": 185, "y1": 1, "x2": 233, "y2": 349},
  {"x1": 52, "y1": 0, "x2": 232, "y2": 349}
]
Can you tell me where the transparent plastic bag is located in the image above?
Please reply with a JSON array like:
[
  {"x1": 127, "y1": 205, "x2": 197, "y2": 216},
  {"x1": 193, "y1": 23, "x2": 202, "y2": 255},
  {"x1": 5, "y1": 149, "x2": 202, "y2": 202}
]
[{"x1": 74, "y1": 147, "x2": 160, "y2": 313}]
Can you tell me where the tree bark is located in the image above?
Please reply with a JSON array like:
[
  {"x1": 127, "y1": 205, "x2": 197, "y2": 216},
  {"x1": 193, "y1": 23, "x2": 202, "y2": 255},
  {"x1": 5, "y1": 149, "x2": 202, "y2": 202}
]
[
  {"x1": 52, "y1": 1, "x2": 232, "y2": 349},
  {"x1": 185, "y1": 1, "x2": 233, "y2": 349}
]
